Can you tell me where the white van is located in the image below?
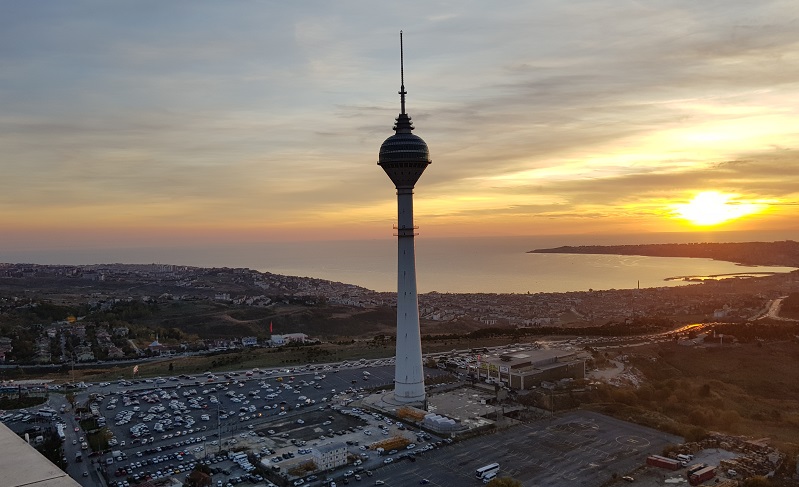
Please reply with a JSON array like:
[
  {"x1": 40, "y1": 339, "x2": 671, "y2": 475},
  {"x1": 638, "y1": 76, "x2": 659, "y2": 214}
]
[{"x1": 483, "y1": 471, "x2": 497, "y2": 483}]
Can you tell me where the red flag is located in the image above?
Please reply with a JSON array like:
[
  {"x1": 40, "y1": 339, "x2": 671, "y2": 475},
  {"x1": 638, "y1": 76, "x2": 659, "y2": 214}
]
[{"x1": 269, "y1": 322, "x2": 273, "y2": 333}]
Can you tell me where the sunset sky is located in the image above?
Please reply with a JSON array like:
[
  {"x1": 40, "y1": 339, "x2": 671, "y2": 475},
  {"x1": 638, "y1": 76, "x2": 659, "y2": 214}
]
[{"x1": 2, "y1": 1, "x2": 797, "y2": 253}]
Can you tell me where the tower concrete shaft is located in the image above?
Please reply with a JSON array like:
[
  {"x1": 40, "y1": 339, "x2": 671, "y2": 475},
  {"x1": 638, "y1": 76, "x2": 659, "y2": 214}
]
[
  {"x1": 393, "y1": 187, "x2": 425, "y2": 403},
  {"x1": 377, "y1": 32, "x2": 430, "y2": 405}
]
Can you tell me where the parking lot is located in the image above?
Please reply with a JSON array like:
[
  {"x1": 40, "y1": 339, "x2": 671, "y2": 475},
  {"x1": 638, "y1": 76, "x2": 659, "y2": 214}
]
[
  {"x1": 93, "y1": 363, "x2": 398, "y2": 485},
  {"x1": 363, "y1": 411, "x2": 681, "y2": 486},
  {"x1": 24, "y1": 358, "x2": 452, "y2": 487},
  {"x1": 2, "y1": 360, "x2": 680, "y2": 487}
]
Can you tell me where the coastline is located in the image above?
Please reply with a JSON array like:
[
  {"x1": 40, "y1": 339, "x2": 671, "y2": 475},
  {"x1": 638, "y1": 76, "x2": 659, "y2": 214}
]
[
  {"x1": 529, "y1": 241, "x2": 799, "y2": 268},
  {"x1": 2, "y1": 238, "x2": 798, "y2": 295},
  {"x1": 663, "y1": 272, "x2": 782, "y2": 282}
]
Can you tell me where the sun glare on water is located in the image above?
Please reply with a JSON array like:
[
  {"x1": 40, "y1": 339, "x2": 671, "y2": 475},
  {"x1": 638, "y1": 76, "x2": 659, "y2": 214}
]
[{"x1": 673, "y1": 191, "x2": 764, "y2": 226}]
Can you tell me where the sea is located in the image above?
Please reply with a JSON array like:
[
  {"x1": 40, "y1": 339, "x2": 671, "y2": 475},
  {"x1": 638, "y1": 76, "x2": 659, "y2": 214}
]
[{"x1": 2, "y1": 235, "x2": 796, "y2": 294}]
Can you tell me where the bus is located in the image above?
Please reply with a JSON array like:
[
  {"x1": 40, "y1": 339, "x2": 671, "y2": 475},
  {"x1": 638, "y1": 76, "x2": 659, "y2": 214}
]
[
  {"x1": 475, "y1": 463, "x2": 500, "y2": 479},
  {"x1": 37, "y1": 408, "x2": 56, "y2": 418}
]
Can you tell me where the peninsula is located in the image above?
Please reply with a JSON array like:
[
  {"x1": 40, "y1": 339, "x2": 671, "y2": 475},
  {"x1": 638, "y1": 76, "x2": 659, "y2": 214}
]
[{"x1": 529, "y1": 240, "x2": 799, "y2": 267}]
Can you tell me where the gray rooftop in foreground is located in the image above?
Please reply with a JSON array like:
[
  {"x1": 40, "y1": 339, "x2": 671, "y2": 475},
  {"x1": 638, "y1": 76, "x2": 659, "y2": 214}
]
[{"x1": 0, "y1": 422, "x2": 81, "y2": 487}]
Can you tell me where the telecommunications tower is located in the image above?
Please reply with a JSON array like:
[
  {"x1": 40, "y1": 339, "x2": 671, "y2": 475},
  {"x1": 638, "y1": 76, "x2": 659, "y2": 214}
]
[{"x1": 378, "y1": 31, "x2": 431, "y2": 404}]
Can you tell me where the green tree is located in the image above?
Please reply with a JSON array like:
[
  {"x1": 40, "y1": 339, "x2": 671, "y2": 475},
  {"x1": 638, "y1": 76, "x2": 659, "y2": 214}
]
[
  {"x1": 33, "y1": 430, "x2": 66, "y2": 470},
  {"x1": 486, "y1": 478, "x2": 523, "y2": 487}
]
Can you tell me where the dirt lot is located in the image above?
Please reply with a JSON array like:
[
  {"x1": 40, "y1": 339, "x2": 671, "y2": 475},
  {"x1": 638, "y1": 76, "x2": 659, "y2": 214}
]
[{"x1": 591, "y1": 340, "x2": 799, "y2": 448}]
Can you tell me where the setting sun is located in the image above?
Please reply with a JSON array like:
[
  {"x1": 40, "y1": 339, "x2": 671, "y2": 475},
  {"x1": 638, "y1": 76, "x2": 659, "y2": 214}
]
[{"x1": 672, "y1": 191, "x2": 764, "y2": 226}]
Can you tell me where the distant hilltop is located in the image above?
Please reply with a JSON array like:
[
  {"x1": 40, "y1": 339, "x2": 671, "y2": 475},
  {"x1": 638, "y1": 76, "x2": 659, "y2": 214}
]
[{"x1": 529, "y1": 240, "x2": 799, "y2": 268}]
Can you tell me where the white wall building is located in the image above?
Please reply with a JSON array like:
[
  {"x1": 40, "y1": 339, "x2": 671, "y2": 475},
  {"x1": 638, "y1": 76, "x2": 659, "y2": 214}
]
[
  {"x1": 269, "y1": 333, "x2": 308, "y2": 347},
  {"x1": 312, "y1": 442, "x2": 347, "y2": 470}
]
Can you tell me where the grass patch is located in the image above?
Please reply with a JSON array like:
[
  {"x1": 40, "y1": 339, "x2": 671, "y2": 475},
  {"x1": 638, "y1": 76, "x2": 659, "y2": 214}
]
[
  {"x1": 287, "y1": 460, "x2": 317, "y2": 477},
  {"x1": 0, "y1": 394, "x2": 47, "y2": 410},
  {"x1": 80, "y1": 418, "x2": 99, "y2": 431},
  {"x1": 86, "y1": 426, "x2": 112, "y2": 452}
]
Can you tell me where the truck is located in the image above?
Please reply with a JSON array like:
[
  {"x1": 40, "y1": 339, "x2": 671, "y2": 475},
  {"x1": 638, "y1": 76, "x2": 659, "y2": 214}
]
[
  {"x1": 646, "y1": 455, "x2": 681, "y2": 470},
  {"x1": 688, "y1": 465, "x2": 715, "y2": 485},
  {"x1": 687, "y1": 464, "x2": 708, "y2": 476}
]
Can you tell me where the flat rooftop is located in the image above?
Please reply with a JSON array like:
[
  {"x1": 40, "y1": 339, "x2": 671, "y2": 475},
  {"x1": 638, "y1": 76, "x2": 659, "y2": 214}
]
[
  {"x1": 484, "y1": 347, "x2": 584, "y2": 368},
  {"x1": 0, "y1": 423, "x2": 81, "y2": 487},
  {"x1": 427, "y1": 388, "x2": 496, "y2": 428}
]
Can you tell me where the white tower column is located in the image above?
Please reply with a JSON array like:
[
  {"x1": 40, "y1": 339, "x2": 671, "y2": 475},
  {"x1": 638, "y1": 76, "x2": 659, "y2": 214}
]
[
  {"x1": 394, "y1": 188, "x2": 425, "y2": 402},
  {"x1": 377, "y1": 31, "x2": 431, "y2": 407}
]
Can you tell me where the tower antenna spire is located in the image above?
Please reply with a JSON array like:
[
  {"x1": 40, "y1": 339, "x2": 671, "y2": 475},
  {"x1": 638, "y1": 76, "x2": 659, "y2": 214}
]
[{"x1": 399, "y1": 30, "x2": 407, "y2": 115}]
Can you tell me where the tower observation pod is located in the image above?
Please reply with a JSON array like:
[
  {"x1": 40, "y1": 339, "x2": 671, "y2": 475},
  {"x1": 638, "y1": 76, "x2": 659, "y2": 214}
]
[{"x1": 378, "y1": 31, "x2": 430, "y2": 405}]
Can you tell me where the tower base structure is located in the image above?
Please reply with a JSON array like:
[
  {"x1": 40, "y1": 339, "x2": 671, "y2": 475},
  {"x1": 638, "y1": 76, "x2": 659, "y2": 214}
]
[{"x1": 370, "y1": 389, "x2": 426, "y2": 411}]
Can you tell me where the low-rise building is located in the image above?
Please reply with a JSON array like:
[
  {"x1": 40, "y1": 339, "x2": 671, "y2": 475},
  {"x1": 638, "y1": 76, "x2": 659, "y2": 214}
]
[
  {"x1": 269, "y1": 333, "x2": 309, "y2": 347},
  {"x1": 312, "y1": 442, "x2": 347, "y2": 470},
  {"x1": 472, "y1": 349, "x2": 587, "y2": 391}
]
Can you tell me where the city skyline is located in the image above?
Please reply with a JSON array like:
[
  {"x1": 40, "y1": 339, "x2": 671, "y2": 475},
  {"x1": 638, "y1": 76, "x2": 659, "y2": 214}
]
[{"x1": 2, "y1": 1, "x2": 798, "y2": 254}]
